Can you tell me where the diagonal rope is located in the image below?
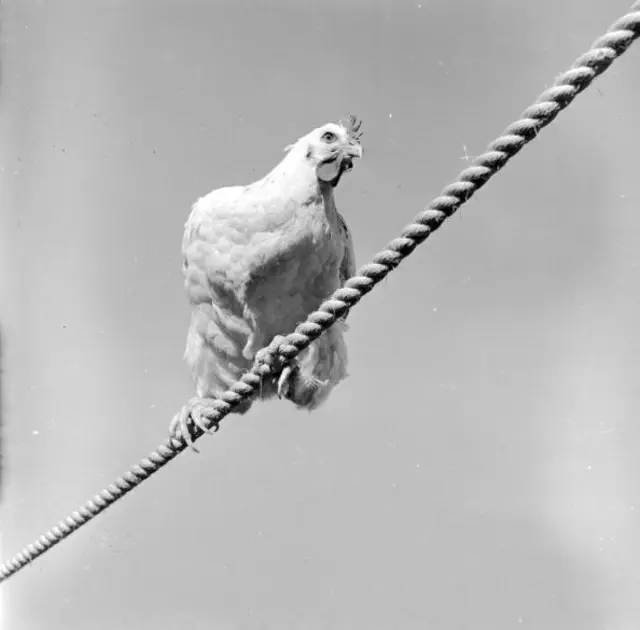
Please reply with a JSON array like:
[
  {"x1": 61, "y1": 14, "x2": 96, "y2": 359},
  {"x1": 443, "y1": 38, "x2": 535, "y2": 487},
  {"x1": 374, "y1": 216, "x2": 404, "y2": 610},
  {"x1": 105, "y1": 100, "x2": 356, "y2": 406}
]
[{"x1": 1, "y1": 2, "x2": 639, "y2": 584}]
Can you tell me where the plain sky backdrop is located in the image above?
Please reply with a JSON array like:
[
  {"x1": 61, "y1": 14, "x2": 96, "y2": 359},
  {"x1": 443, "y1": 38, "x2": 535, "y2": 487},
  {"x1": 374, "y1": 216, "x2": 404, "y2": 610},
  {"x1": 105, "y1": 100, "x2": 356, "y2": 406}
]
[{"x1": 2, "y1": 0, "x2": 640, "y2": 628}]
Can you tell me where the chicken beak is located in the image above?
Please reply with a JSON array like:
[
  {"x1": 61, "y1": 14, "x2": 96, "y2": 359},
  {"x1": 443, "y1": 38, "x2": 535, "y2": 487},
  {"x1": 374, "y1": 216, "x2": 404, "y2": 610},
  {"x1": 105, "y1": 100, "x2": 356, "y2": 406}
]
[{"x1": 347, "y1": 143, "x2": 363, "y2": 159}]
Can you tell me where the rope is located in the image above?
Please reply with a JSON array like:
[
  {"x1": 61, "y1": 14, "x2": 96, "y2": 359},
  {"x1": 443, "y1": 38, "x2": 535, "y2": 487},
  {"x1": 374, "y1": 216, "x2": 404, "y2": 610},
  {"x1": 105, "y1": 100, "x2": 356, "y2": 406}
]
[{"x1": 2, "y1": 2, "x2": 639, "y2": 584}]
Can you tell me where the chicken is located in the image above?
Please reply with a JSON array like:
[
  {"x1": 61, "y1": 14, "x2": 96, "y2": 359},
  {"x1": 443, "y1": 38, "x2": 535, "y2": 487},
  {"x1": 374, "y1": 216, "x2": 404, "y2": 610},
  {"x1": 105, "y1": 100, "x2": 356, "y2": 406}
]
[{"x1": 170, "y1": 116, "x2": 363, "y2": 445}]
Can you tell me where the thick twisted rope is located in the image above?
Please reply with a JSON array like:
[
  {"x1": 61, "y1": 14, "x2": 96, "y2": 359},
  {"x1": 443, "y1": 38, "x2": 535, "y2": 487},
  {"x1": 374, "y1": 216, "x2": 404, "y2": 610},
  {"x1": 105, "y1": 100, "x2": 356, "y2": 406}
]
[{"x1": 2, "y1": 2, "x2": 639, "y2": 584}]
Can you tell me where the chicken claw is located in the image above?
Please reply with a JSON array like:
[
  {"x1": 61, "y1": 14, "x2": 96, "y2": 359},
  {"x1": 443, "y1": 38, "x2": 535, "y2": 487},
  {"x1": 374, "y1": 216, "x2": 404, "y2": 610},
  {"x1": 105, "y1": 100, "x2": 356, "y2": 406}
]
[
  {"x1": 277, "y1": 364, "x2": 297, "y2": 400},
  {"x1": 169, "y1": 396, "x2": 220, "y2": 453}
]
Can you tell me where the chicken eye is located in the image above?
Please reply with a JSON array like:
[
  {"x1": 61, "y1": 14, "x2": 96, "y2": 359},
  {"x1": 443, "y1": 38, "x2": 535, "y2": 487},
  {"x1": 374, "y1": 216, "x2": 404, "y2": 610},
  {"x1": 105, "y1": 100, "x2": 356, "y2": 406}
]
[{"x1": 321, "y1": 131, "x2": 337, "y2": 143}]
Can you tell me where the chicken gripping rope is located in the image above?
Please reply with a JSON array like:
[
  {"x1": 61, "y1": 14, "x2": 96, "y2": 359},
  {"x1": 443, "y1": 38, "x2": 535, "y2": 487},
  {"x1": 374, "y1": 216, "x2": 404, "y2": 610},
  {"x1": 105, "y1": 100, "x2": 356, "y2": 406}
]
[{"x1": 171, "y1": 116, "x2": 363, "y2": 447}]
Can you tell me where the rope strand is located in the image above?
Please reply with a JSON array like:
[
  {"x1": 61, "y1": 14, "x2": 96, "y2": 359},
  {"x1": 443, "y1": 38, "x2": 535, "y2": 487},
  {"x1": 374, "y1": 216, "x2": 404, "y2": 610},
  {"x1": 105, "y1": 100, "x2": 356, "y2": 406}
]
[{"x1": 1, "y1": 1, "x2": 638, "y2": 583}]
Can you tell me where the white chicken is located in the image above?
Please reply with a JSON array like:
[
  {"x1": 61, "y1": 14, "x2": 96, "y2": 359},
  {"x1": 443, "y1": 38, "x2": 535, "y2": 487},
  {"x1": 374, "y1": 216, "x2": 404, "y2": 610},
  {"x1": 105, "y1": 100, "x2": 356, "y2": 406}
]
[{"x1": 171, "y1": 116, "x2": 363, "y2": 444}]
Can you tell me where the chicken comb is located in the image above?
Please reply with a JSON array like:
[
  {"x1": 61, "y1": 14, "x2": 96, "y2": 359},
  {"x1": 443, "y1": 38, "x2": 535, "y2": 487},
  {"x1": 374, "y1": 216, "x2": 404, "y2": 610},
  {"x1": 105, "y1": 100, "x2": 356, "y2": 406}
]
[{"x1": 341, "y1": 114, "x2": 363, "y2": 141}]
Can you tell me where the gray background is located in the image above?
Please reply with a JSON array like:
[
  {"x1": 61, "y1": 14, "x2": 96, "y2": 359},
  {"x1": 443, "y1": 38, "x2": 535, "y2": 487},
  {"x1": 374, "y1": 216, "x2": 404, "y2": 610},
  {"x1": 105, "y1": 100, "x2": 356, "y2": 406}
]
[{"x1": 2, "y1": 0, "x2": 640, "y2": 628}]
